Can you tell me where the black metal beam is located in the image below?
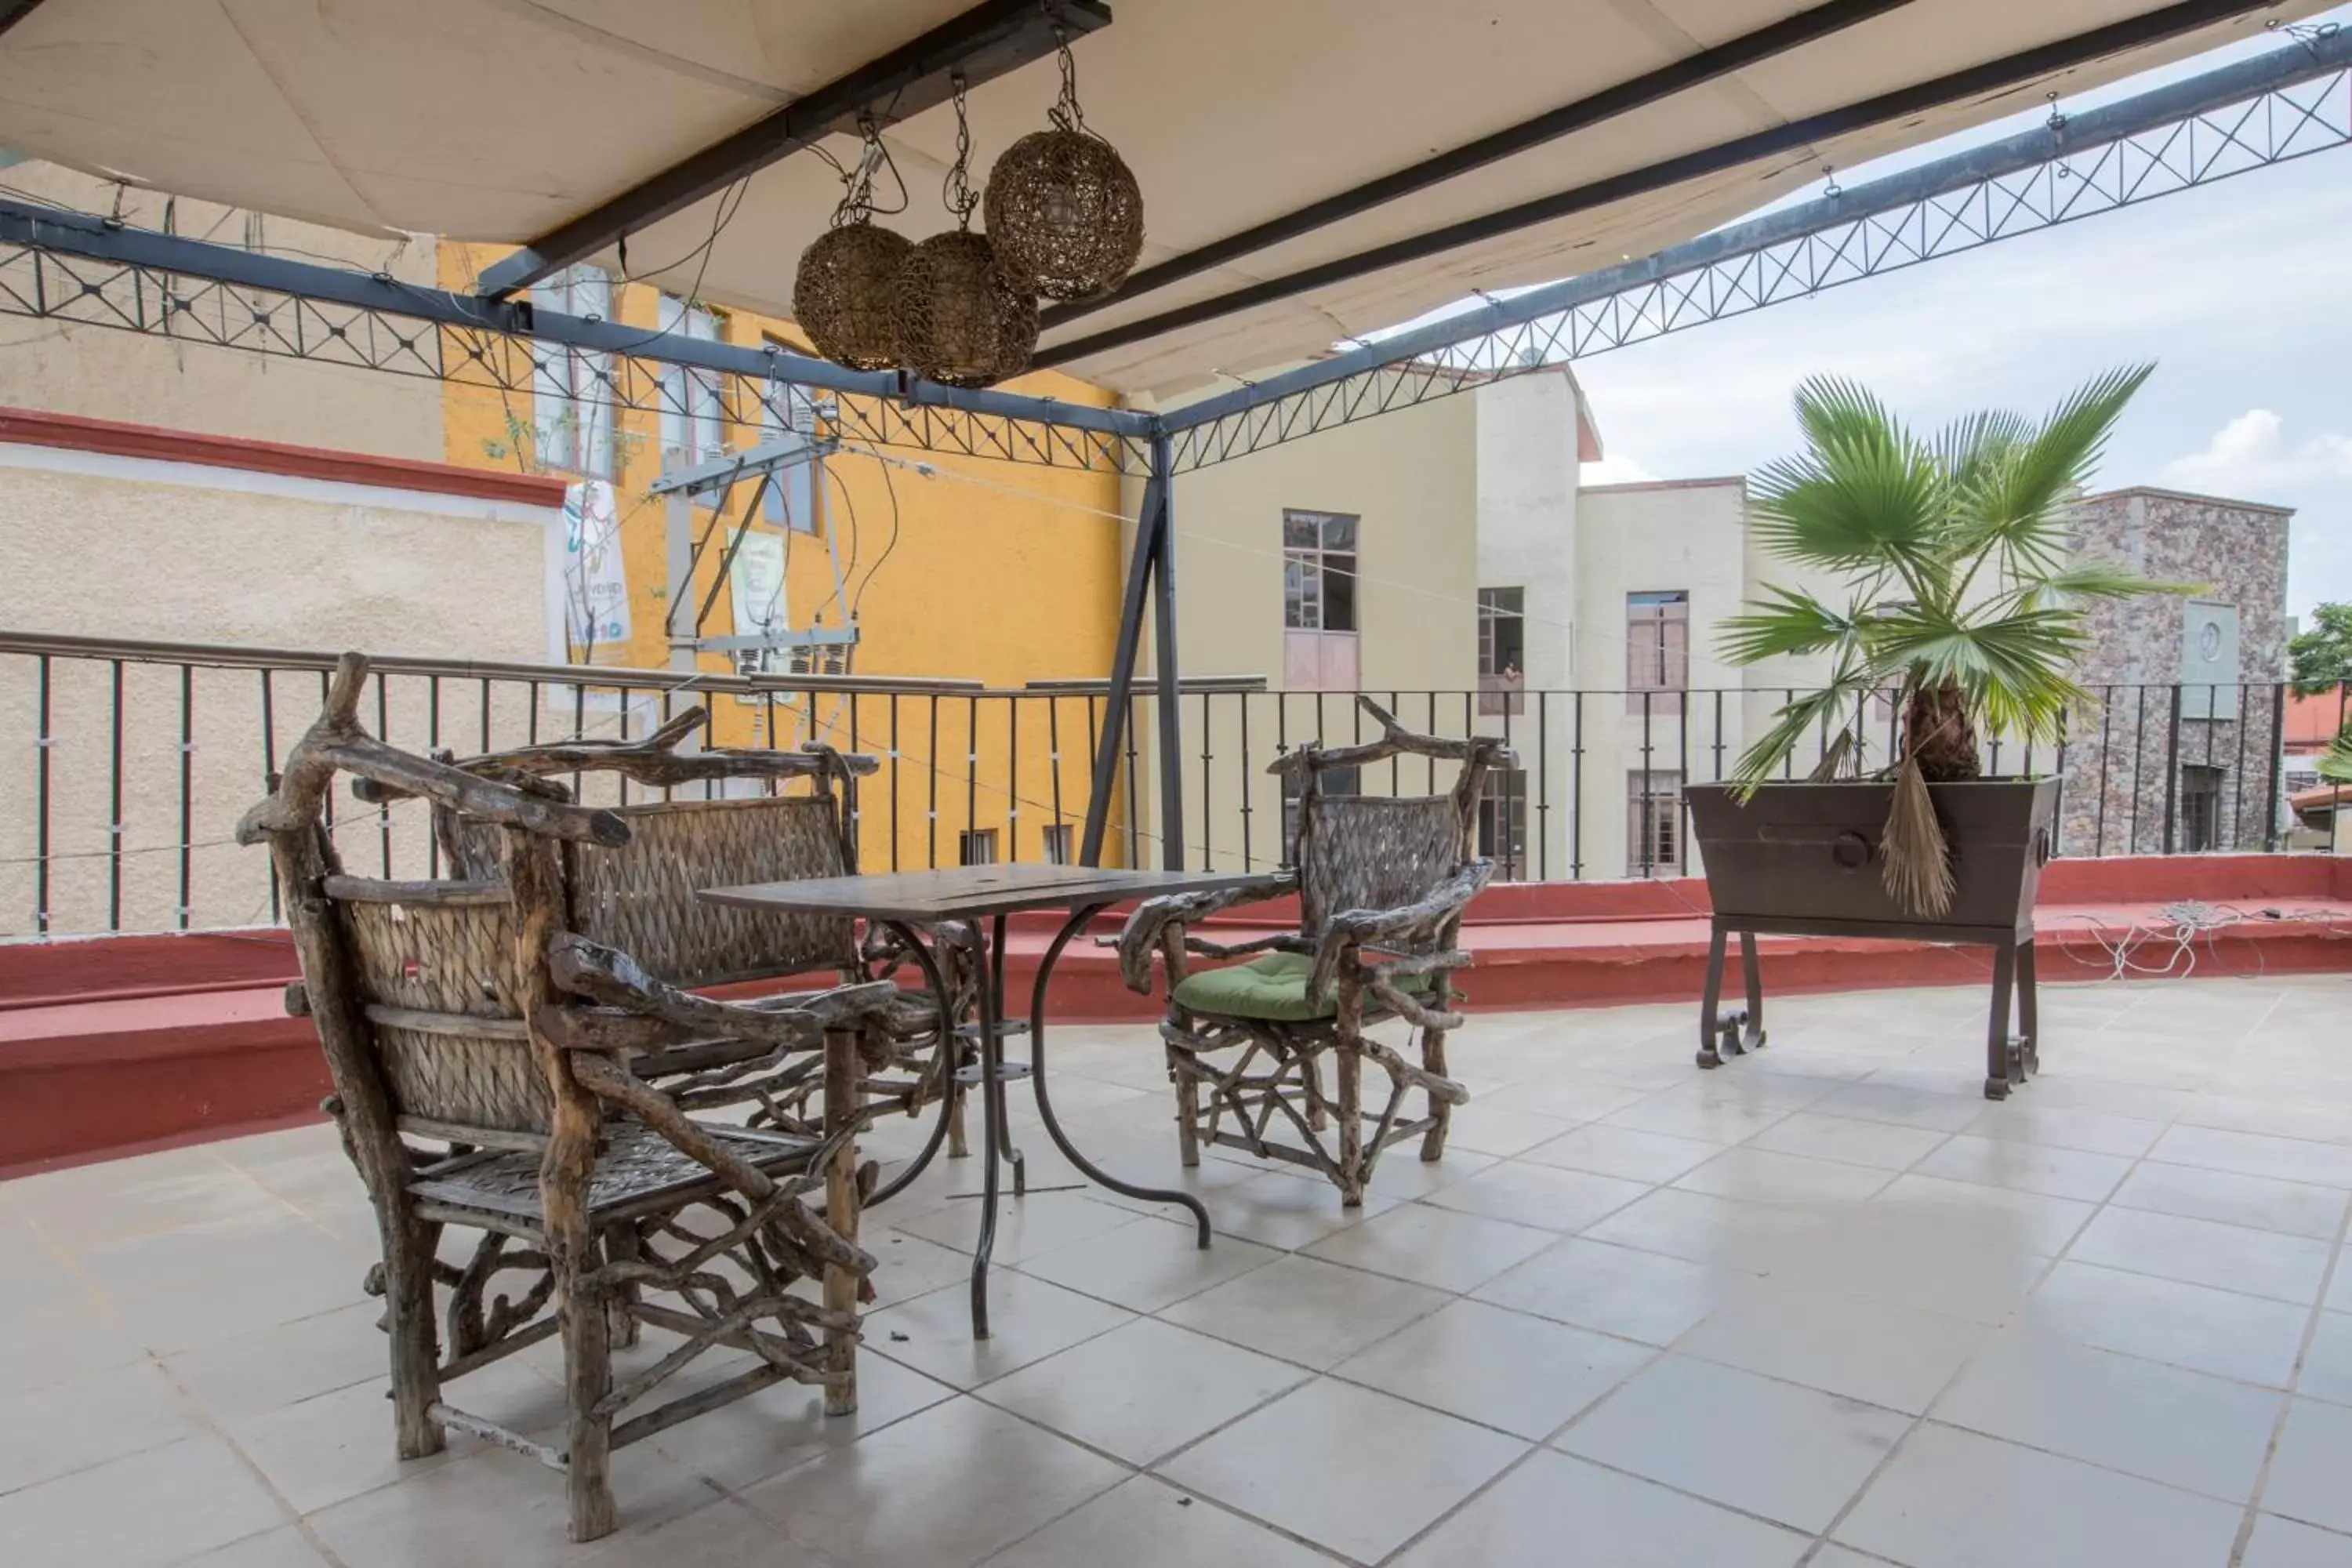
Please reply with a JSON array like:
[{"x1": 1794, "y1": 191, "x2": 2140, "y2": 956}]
[
  {"x1": 477, "y1": 0, "x2": 1112, "y2": 300},
  {"x1": 1039, "y1": 0, "x2": 1919, "y2": 334},
  {"x1": 1034, "y1": 0, "x2": 2285, "y2": 371},
  {"x1": 0, "y1": 0, "x2": 50, "y2": 41}
]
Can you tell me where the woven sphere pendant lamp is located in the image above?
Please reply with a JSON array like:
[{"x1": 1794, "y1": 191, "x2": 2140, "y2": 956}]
[
  {"x1": 984, "y1": 123, "x2": 1142, "y2": 301},
  {"x1": 793, "y1": 220, "x2": 912, "y2": 372}
]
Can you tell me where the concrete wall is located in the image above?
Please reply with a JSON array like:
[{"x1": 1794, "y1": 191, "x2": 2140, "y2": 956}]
[
  {"x1": 0, "y1": 444, "x2": 561, "y2": 935},
  {"x1": 1151, "y1": 394, "x2": 1479, "y2": 869},
  {"x1": 0, "y1": 165, "x2": 445, "y2": 459},
  {"x1": 1576, "y1": 478, "x2": 1753, "y2": 879}
]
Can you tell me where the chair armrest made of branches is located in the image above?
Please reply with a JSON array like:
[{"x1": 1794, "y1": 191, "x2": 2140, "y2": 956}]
[
  {"x1": 1114, "y1": 871, "x2": 1298, "y2": 994},
  {"x1": 1306, "y1": 858, "x2": 1497, "y2": 1018},
  {"x1": 236, "y1": 652, "x2": 626, "y2": 848},
  {"x1": 548, "y1": 934, "x2": 907, "y2": 1057}
]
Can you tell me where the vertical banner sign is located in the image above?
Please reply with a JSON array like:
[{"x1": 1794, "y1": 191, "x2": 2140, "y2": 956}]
[{"x1": 561, "y1": 479, "x2": 630, "y2": 657}]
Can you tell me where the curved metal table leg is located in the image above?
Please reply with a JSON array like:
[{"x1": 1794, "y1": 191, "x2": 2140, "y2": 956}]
[
  {"x1": 1028, "y1": 902, "x2": 1213, "y2": 1248},
  {"x1": 862, "y1": 920, "x2": 964, "y2": 1210}
]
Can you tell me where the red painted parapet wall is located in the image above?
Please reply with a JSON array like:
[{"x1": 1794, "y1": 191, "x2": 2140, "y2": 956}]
[{"x1": 5, "y1": 855, "x2": 2348, "y2": 1177}]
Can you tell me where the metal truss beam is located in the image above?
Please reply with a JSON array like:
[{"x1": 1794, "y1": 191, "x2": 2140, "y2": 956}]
[
  {"x1": 477, "y1": 0, "x2": 1110, "y2": 299},
  {"x1": 0, "y1": 198, "x2": 1153, "y2": 472},
  {"x1": 1037, "y1": 0, "x2": 2286, "y2": 372},
  {"x1": 1161, "y1": 27, "x2": 2352, "y2": 471},
  {"x1": 1039, "y1": 0, "x2": 1916, "y2": 333}
]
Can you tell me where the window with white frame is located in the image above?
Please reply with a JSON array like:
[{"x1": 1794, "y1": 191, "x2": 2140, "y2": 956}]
[
  {"x1": 1040, "y1": 823, "x2": 1073, "y2": 865},
  {"x1": 1478, "y1": 586, "x2": 1526, "y2": 715},
  {"x1": 1283, "y1": 510, "x2": 1359, "y2": 689},
  {"x1": 659, "y1": 296, "x2": 727, "y2": 465},
  {"x1": 529, "y1": 267, "x2": 614, "y2": 478},
  {"x1": 959, "y1": 829, "x2": 1000, "y2": 866},
  {"x1": 759, "y1": 339, "x2": 822, "y2": 536}
]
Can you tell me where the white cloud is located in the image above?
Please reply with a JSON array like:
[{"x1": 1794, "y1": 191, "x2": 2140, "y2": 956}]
[
  {"x1": 1580, "y1": 453, "x2": 1661, "y2": 486},
  {"x1": 2164, "y1": 409, "x2": 2352, "y2": 492}
]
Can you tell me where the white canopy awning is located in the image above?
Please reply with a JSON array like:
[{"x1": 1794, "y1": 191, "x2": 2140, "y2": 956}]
[{"x1": 0, "y1": 0, "x2": 2315, "y2": 397}]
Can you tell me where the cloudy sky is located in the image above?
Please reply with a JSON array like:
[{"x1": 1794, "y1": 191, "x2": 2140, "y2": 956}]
[{"x1": 1563, "y1": 13, "x2": 2352, "y2": 620}]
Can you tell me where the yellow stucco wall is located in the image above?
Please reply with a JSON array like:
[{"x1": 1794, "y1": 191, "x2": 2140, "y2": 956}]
[{"x1": 434, "y1": 243, "x2": 1131, "y2": 869}]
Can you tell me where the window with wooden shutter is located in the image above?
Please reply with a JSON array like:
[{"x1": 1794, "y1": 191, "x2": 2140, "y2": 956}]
[
  {"x1": 1627, "y1": 770, "x2": 1685, "y2": 877},
  {"x1": 1626, "y1": 590, "x2": 1689, "y2": 716}
]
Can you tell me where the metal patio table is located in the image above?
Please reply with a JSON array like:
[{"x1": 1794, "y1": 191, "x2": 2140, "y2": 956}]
[{"x1": 702, "y1": 863, "x2": 1265, "y2": 1338}]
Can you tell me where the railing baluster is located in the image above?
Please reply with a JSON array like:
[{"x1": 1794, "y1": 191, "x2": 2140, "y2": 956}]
[
  {"x1": 2264, "y1": 683, "x2": 2288, "y2": 852},
  {"x1": 929, "y1": 698, "x2": 942, "y2": 869},
  {"x1": 375, "y1": 674, "x2": 393, "y2": 875},
  {"x1": 2161, "y1": 684, "x2": 2183, "y2": 855},
  {"x1": 966, "y1": 695, "x2": 980, "y2": 864},
  {"x1": 258, "y1": 667, "x2": 278, "y2": 924},
  {"x1": 177, "y1": 663, "x2": 194, "y2": 931},
  {"x1": 2094, "y1": 686, "x2": 2112, "y2": 856},
  {"x1": 34, "y1": 654, "x2": 53, "y2": 935},
  {"x1": 1199, "y1": 689, "x2": 1214, "y2": 869},
  {"x1": 1048, "y1": 695, "x2": 1066, "y2": 862},
  {"x1": 1236, "y1": 693, "x2": 1253, "y2": 871},
  {"x1": 1570, "y1": 691, "x2": 1584, "y2": 881},
  {"x1": 889, "y1": 694, "x2": 902, "y2": 870},
  {"x1": 1534, "y1": 691, "x2": 1550, "y2": 881},
  {"x1": 107, "y1": 658, "x2": 125, "y2": 931},
  {"x1": 1007, "y1": 695, "x2": 1020, "y2": 858},
  {"x1": 2232, "y1": 681, "x2": 2249, "y2": 850},
  {"x1": 426, "y1": 673, "x2": 443, "y2": 877},
  {"x1": 2128, "y1": 686, "x2": 2147, "y2": 855},
  {"x1": 1122, "y1": 695, "x2": 1141, "y2": 869},
  {"x1": 1639, "y1": 689, "x2": 1655, "y2": 880}
]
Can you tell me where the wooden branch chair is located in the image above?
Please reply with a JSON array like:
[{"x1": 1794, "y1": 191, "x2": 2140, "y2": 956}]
[
  {"x1": 381, "y1": 708, "x2": 976, "y2": 1160},
  {"x1": 241, "y1": 654, "x2": 912, "y2": 1542},
  {"x1": 1117, "y1": 698, "x2": 1512, "y2": 1205}
]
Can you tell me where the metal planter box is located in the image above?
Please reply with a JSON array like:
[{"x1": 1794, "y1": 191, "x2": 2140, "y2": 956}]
[{"x1": 1684, "y1": 778, "x2": 2059, "y2": 935}]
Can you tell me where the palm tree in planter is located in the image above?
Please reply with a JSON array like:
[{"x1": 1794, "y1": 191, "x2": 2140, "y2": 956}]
[{"x1": 1693, "y1": 365, "x2": 2180, "y2": 924}]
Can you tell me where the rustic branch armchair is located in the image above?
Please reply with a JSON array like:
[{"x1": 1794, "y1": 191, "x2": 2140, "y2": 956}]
[
  {"x1": 1118, "y1": 698, "x2": 1513, "y2": 1204},
  {"x1": 383, "y1": 707, "x2": 977, "y2": 1171},
  {"x1": 242, "y1": 655, "x2": 912, "y2": 1542}
]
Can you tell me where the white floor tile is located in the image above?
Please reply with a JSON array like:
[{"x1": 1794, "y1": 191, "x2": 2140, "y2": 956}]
[
  {"x1": 1330, "y1": 1298, "x2": 1653, "y2": 1439},
  {"x1": 2020, "y1": 1261, "x2": 2310, "y2": 1388},
  {"x1": 1160, "y1": 1254, "x2": 1450, "y2": 1370},
  {"x1": 1931, "y1": 1328, "x2": 2285, "y2": 1501},
  {"x1": 1390, "y1": 1449, "x2": 1811, "y2": 1568},
  {"x1": 1157, "y1": 1377, "x2": 1527, "y2": 1564},
  {"x1": 1677, "y1": 1279, "x2": 1989, "y2": 1414},
  {"x1": 1472, "y1": 1236, "x2": 1747, "y2": 1345},
  {"x1": 978, "y1": 1318, "x2": 1305, "y2": 1465},
  {"x1": 1835, "y1": 1422, "x2": 2243, "y2": 1568},
  {"x1": 1554, "y1": 1356, "x2": 1909, "y2": 1532}
]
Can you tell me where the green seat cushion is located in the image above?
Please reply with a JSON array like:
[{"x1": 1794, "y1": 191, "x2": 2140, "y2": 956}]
[{"x1": 1172, "y1": 950, "x2": 1433, "y2": 1022}]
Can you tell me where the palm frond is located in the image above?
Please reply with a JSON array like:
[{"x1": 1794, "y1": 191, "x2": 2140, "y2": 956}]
[
  {"x1": 1728, "y1": 667, "x2": 1881, "y2": 796},
  {"x1": 2321, "y1": 729, "x2": 2352, "y2": 785},
  {"x1": 1716, "y1": 585, "x2": 1871, "y2": 665},
  {"x1": 2008, "y1": 559, "x2": 2200, "y2": 614},
  {"x1": 1950, "y1": 364, "x2": 2154, "y2": 578}
]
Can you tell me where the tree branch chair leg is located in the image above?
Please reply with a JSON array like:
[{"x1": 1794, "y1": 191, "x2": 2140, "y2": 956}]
[
  {"x1": 823, "y1": 1028, "x2": 863, "y2": 1417},
  {"x1": 1334, "y1": 982, "x2": 1369, "y2": 1206}
]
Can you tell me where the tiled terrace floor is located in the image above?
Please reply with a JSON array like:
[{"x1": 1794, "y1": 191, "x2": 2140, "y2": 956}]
[{"x1": 7, "y1": 973, "x2": 2352, "y2": 1566}]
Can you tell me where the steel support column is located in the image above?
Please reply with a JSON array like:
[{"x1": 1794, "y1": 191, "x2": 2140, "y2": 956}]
[{"x1": 1079, "y1": 446, "x2": 1171, "y2": 866}]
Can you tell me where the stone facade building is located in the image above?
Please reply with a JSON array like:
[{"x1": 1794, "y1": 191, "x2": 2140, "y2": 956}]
[{"x1": 2059, "y1": 488, "x2": 2293, "y2": 856}]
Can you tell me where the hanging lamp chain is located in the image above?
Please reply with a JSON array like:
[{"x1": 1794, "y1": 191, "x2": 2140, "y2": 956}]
[
  {"x1": 1047, "y1": 24, "x2": 1087, "y2": 136},
  {"x1": 942, "y1": 73, "x2": 980, "y2": 230}
]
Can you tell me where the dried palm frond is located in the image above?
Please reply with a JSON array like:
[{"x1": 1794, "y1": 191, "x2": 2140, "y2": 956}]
[
  {"x1": 1807, "y1": 730, "x2": 1856, "y2": 782},
  {"x1": 1882, "y1": 753, "x2": 1955, "y2": 916}
]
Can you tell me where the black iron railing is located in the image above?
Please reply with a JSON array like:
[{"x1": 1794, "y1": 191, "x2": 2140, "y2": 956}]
[{"x1": 2, "y1": 630, "x2": 2336, "y2": 938}]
